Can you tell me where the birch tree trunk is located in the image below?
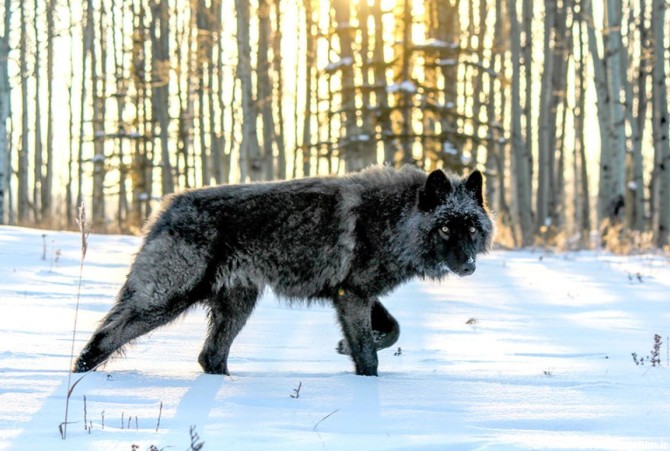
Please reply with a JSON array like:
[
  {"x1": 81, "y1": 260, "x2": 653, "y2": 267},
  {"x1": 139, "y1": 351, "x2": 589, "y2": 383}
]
[
  {"x1": 651, "y1": 0, "x2": 670, "y2": 246},
  {"x1": 211, "y1": 0, "x2": 228, "y2": 185},
  {"x1": 573, "y1": 6, "x2": 591, "y2": 244},
  {"x1": 420, "y1": 0, "x2": 438, "y2": 169},
  {"x1": 536, "y1": 0, "x2": 556, "y2": 231},
  {"x1": 112, "y1": 0, "x2": 129, "y2": 229},
  {"x1": 176, "y1": 5, "x2": 194, "y2": 189},
  {"x1": 600, "y1": 0, "x2": 627, "y2": 225},
  {"x1": 372, "y1": 0, "x2": 394, "y2": 165},
  {"x1": 77, "y1": 0, "x2": 92, "y2": 214},
  {"x1": 217, "y1": 30, "x2": 231, "y2": 184},
  {"x1": 550, "y1": 1, "x2": 571, "y2": 229},
  {"x1": 358, "y1": 0, "x2": 375, "y2": 168},
  {"x1": 423, "y1": 0, "x2": 456, "y2": 171},
  {"x1": 195, "y1": 0, "x2": 211, "y2": 185},
  {"x1": 584, "y1": 0, "x2": 614, "y2": 227},
  {"x1": 65, "y1": 0, "x2": 74, "y2": 226},
  {"x1": 258, "y1": 0, "x2": 276, "y2": 179},
  {"x1": 43, "y1": 0, "x2": 55, "y2": 222},
  {"x1": 301, "y1": 0, "x2": 314, "y2": 177},
  {"x1": 151, "y1": 0, "x2": 173, "y2": 195},
  {"x1": 273, "y1": 0, "x2": 286, "y2": 179},
  {"x1": 236, "y1": 0, "x2": 262, "y2": 182},
  {"x1": 91, "y1": 0, "x2": 107, "y2": 230},
  {"x1": 508, "y1": 0, "x2": 534, "y2": 245},
  {"x1": 130, "y1": 1, "x2": 150, "y2": 226},
  {"x1": 399, "y1": 0, "x2": 412, "y2": 165},
  {"x1": 624, "y1": 0, "x2": 647, "y2": 232},
  {"x1": 333, "y1": 0, "x2": 366, "y2": 172},
  {"x1": 0, "y1": 0, "x2": 11, "y2": 224},
  {"x1": 33, "y1": 0, "x2": 43, "y2": 222},
  {"x1": 522, "y1": 0, "x2": 533, "y2": 185},
  {"x1": 486, "y1": 0, "x2": 514, "y2": 245},
  {"x1": 18, "y1": 0, "x2": 30, "y2": 223},
  {"x1": 469, "y1": 0, "x2": 488, "y2": 166}
]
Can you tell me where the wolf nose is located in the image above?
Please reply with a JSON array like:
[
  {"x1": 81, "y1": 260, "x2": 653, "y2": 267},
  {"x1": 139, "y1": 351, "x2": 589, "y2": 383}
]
[{"x1": 459, "y1": 261, "x2": 476, "y2": 276}]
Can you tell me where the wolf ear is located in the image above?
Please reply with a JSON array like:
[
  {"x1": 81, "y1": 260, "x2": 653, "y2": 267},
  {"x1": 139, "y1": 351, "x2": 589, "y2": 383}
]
[
  {"x1": 419, "y1": 169, "x2": 453, "y2": 211},
  {"x1": 465, "y1": 170, "x2": 484, "y2": 207}
]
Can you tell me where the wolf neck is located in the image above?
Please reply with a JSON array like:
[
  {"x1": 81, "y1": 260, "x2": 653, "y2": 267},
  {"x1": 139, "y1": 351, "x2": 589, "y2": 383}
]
[{"x1": 341, "y1": 167, "x2": 428, "y2": 295}]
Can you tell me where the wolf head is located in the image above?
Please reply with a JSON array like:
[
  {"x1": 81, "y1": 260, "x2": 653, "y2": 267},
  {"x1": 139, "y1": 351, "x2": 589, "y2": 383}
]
[{"x1": 399, "y1": 169, "x2": 494, "y2": 279}]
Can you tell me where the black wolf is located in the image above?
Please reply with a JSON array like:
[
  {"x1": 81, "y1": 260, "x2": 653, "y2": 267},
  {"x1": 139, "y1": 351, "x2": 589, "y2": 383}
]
[{"x1": 74, "y1": 166, "x2": 494, "y2": 376}]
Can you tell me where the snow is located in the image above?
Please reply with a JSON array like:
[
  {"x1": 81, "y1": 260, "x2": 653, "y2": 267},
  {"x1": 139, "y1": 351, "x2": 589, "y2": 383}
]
[
  {"x1": 436, "y1": 58, "x2": 457, "y2": 66},
  {"x1": 386, "y1": 81, "x2": 417, "y2": 94},
  {"x1": 324, "y1": 57, "x2": 354, "y2": 72},
  {"x1": 1, "y1": 225, "x2": 670, "y2": 450},
  {"x1": 442, "y1": 141, "x2": 458, "y2": 155},
  {"x1": 414, "y1": 39, "x2": 458, "y2": 50}
]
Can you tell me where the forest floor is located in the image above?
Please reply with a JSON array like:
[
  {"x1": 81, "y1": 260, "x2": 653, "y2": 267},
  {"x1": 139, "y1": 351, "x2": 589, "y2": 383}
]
[{"x1": 1, "y1": 225, "x2": 670, "y2": 450}]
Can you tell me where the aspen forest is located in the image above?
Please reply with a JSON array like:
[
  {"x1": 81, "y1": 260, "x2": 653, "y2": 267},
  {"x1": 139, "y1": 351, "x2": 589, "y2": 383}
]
[{"x1": 0, "y1": 0, "x2": 670, "y2": 250}]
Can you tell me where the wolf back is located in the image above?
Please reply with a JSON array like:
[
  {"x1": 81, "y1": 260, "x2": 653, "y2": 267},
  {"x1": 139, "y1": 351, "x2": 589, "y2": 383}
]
[{"x1": 74, "y1": 165, "x2": 494, "y2": 376}]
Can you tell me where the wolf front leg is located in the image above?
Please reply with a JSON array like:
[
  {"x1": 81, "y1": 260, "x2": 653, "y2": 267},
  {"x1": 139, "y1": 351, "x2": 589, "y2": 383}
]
[{"x1": 335, "y1": 291, "x2": 378, "y2": 376}]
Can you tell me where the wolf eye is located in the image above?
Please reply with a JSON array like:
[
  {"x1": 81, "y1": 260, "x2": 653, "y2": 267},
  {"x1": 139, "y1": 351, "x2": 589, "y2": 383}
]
[
  {"x1": 440, "y1": 226, "x2": 449, "y2": 234},
  {"x1": 469, "y1": 226, "x2": 477, "y2": 235}
]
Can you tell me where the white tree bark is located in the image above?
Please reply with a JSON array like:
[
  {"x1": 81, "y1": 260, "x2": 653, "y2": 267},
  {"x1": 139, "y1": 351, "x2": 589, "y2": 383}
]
[
  {"x1": 601, "y1": 0, "x2": 627, "y2": 223},
  {"x1": 236, "y1": 0, "x2": 261, "y2": 182},
  {"x1": 624, "y1": 0, "x2": 647, "y2": 232},
  {"x1": 151, "y1": 0, "x2": 173, "y2": 195},
  {"x1": 18, "y1": 0, "x2": 30, "y2": 223},
  {"x1": 0, "y1": 0, "x2": 11, "y2": 223},
  {"x1": 651, "y1": 0, "x2": 670, "y2": 246},
  {"x1": 33, "y1": 0, "x2": 43, "y2": 222},
  {"x1": 508, "y1": 0, "x2": 534, "y2": 246},
  {"x1": 43, "y1": 0, "x2": 55, "y2": 221},
  {"x1": 258, "y1": 0, "x2": 276, "y2": 179},
  {"x1": 537, "y1": 0, "x2": 556, "y2": 230},
  {"x1": 584, "y1": 0, "x2": 613, "y2": 226}
]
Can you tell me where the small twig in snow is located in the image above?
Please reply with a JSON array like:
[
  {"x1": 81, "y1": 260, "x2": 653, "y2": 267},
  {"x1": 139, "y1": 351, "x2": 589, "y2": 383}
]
[
  {"x1": 313, "y1": 409, "x2": 340, "y2": 431},
  {"x1": 189, "y1": 425, "x2": 205, "y2": 450},
  {"x1": 156, "y1": 401, "x2": 163, "y2": 432},
  {"x1": 83, "y1": 395, "x2": 88, "y2": 431},
  {"x1": 62, "y1": 203, "x2": 91, "y2": 440},
  {"x1": 290, "y1": 382, "x2": 302, "y2": 398}
]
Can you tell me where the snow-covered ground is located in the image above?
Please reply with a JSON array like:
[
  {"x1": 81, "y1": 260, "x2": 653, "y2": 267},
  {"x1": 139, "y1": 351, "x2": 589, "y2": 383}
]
[{"x1": 1, "y1": 225, "x2": 670, "y2": 450}]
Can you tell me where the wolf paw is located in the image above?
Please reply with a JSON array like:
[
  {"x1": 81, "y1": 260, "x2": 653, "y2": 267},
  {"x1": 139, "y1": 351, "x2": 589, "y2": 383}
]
[
  {"x1": 336, "y1": 339, "x2": 351, "y2": 355},
  {"x1": 336, "y1": 331, "x2": 388, "y2": 355},
  {"x1": 73, "y1": 358, "x2": 95, "y2": 373}
]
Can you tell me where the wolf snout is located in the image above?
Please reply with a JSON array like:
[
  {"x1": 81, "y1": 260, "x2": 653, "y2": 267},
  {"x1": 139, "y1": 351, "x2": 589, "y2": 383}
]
[{"x1": 456, "y1": 258, "x2": 476, "y2": 276}]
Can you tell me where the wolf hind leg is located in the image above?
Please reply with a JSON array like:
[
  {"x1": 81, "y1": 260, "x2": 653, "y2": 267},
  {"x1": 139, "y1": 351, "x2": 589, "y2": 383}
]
[
  {"x1": 73, "y1": 284, "x2": 198, "y2": 372},
  {"x1": 336, "y1": 297, "x2": 400, "y2": 356},
  {"x1": 335, "y1": 292, "x2": 378, "y2": 376},
  {"x1": 198, "y1": 285, "x2": 259, "y2": 375},
  {"x1": 74, "y1": 234, "x2": 213, "y2": 373}
]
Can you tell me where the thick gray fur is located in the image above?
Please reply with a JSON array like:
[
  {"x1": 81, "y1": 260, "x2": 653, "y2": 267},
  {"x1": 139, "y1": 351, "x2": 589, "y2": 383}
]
[{"x1": 74, "y1": 165, "x2": 494, "y2": 376}]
